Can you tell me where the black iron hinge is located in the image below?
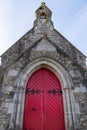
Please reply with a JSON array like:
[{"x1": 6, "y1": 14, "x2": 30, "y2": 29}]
[{"x1": 48, "y1": 89, "x2": 62, "y2": 95}]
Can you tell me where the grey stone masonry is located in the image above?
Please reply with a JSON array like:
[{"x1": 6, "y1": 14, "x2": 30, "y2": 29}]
[
  {"x1": 0, "y1": 2, "x2": 87, "y2": 130},
  {"x1": 1, "y1": 23, "x2": 86, "y2": 68}
]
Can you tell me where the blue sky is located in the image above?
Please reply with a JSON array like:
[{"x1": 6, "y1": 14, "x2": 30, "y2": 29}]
[{"x1": 0, "y1": 0, "x2": 87, "y2": 57}]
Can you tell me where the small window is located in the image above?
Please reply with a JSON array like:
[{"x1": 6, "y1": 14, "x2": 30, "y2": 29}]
[{"x1": 40, "y1": 13, "x2": 46, "y2": 19}]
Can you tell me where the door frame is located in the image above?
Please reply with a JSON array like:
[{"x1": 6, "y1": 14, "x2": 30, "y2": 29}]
[{"x1": 14, "y1": 58, "x2": 76, "y2": 130}]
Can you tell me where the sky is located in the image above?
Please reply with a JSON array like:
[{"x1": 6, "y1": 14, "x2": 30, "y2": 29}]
[{"x1": 0, "y1": 0, "x2": 87, "y2": 60}]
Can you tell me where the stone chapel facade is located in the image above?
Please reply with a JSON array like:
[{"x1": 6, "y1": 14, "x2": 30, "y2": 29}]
[{"x1": 0, "y1": 2, "x2": 87, "y2": 130}]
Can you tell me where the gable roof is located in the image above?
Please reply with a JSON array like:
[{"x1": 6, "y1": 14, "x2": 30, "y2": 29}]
[{"x1": 1, "y1": 3, "x2": 86, "y2": 68}]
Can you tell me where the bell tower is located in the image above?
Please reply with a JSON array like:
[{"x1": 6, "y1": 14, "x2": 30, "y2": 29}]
[{"x1": 34, "y1": 2, "x2": 53, "y2": 29}]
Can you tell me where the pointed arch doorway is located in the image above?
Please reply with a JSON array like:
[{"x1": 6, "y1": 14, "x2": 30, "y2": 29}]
[{"x1": 23, "y1": 68, "x2": 65, "y2": 130}]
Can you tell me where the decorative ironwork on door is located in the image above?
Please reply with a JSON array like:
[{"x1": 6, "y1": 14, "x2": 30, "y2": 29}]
[{"x1": 23, "y1": 68, "x2": 65, "y2": 130}]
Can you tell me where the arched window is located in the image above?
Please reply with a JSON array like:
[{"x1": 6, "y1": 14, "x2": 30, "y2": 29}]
[{"x1": 40, "y1": 13, "x2": 46, "y2": 19}]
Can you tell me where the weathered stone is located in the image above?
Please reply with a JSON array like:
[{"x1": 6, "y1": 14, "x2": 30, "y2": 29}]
[
  {"x1": 75, "y1": 87, "x2": 86, "y2": 92},
  {"x1": 8, "y1": 70, "x2": 19, "y2": 77},
  {"x1": 0, "y1": 2, "x2": 87, "y2": 130}
]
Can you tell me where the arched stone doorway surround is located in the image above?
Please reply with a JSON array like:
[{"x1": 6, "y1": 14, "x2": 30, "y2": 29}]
[{"x1": 14, "y1": 58, "x2": 76, "y2": 130}]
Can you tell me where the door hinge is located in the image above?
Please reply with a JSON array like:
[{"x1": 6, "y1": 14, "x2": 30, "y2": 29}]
[
  {"x1": 26, "y1": 88, "x2": 44, "y2": 95},
  {"x1": 48, "y1": 89, "x2": 62, "y2": 95}
]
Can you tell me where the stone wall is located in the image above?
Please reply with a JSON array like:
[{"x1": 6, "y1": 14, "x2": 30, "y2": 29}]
[
  {"x1": 0, "y1": 3, "x2": 87, "y2": 129},
  {"x1": 0, "y1": 44, "x2": 87, "y2": 130},
  {"x1": 1, "y1": 23, "x2": 86, "y2": 68}
]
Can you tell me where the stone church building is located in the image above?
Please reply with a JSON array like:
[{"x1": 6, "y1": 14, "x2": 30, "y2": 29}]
[{"x1": 0, "y1": 2, "x2": 87, "y2": 130}]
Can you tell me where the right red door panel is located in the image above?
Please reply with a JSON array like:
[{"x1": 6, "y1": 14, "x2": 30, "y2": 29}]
[
  {"x1": 23, "y1": 68, "x2": 65, "y2": 130},
  {"x1": 44, "y1": 69, "x2": 65, "y2": 130}
]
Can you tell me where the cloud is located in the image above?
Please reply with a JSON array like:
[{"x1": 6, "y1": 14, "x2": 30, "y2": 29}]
[
  {"x1": 64, "y1": 3, "x2": 87, "y2": 55},
  {"x1": 0, "y1": 1, "x2": 13, "y2": 55},
  {"x1": 0, "y1": 1, "x2": 35, "y2": 55}
]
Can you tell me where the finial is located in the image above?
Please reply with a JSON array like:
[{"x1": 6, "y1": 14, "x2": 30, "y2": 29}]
[{"x1": 41, "y1": 2, "x2": 46, "y2": 5}]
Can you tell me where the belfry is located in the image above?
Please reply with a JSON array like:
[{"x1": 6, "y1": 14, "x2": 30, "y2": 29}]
[{"x1": 0, "y1": 3, "x2": 87, "y2": 130}]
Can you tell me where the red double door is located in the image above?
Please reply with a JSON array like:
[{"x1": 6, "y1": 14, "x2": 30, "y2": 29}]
[{"x1": 23, "y1": 68, "x2": 65, "y2": 130}]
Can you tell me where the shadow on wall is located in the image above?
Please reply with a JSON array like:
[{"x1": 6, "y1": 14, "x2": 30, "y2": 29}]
[{"x1": 0, "y1": 66, "x2": 3, "y2": 88}]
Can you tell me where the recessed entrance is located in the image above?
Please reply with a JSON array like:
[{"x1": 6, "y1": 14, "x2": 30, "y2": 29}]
[{"x1": 23, "y1": 68, "x2": 65, "y2": 130}]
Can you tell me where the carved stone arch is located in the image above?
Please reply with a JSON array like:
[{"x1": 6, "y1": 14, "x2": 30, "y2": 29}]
[{"x1": 14, "y1": 58, "x2": 76, "y2": 130}]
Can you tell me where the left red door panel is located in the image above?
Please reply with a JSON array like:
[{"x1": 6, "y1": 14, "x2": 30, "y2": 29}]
[{"x1": 23, "y1": 70, "x2": 44, "y2": 130}]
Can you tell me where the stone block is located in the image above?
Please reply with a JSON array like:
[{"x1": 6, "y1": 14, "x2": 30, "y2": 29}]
[
  {"x1": 69, "y1": 70, "x2": 81, "y2": 77},
  {"x1": 7, "y1": 103, "x2": 14, "y2": 113},
  {"x1": 75, "y1": 103, "x2": 80, "y2": 113},
  {"x1": 75, "y1": 87, "x2": 86, "y2": 93},
  {"x1": 8, "y1": 70, "x2": 18, "y2": 77}
]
